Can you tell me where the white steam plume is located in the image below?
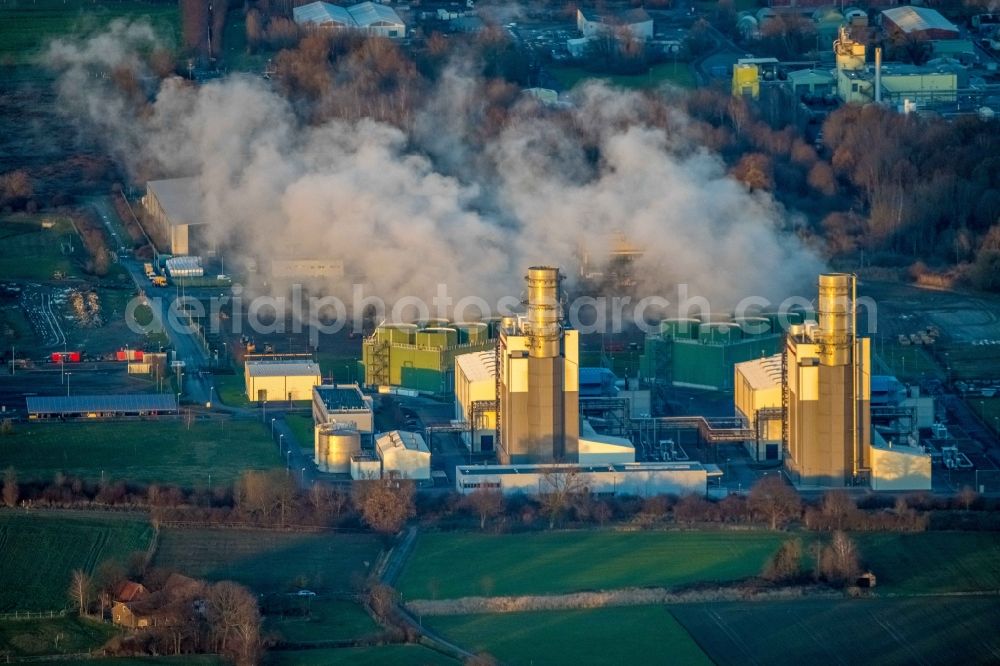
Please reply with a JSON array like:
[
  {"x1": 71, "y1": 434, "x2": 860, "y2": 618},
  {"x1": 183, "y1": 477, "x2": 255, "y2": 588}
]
[{"x1": 45, "y1": 21, "x2": 823, "y2": 315}]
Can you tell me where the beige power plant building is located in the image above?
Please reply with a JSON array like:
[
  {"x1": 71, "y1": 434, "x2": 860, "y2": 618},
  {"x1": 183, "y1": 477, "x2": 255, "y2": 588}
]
[
  {"x1": 736, "y1": 273, "x2": 931, "y2": 490},
  {"x1": 497, "y1": 267, "x2": 580, "y2": 464},
  {"x1": 784, "y1": 273, "x2": 871, "y2": 488}
]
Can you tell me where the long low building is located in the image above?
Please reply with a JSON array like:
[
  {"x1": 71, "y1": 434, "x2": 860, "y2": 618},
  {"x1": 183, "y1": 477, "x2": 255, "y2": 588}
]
[
  {"x1": 244, "y1": 360, "x2": 321, "y2": 402},
  {"x1": 455, "y1": 461, "x2": 715, "y2": 498},
  {"x1": 27, "y1": 394, "x2": 178, "y2": 419}
]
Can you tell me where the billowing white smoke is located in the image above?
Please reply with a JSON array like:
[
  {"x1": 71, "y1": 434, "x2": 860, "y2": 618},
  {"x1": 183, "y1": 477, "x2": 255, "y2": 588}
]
[{"x1": 45, "y1": 20, "x2": 823, "y2": 317}]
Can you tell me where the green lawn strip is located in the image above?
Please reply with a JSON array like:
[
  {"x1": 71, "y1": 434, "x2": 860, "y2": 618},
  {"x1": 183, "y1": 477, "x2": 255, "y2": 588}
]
[
  {"x1": 2, "y1": 419, "x2": 279, "y2": 486},
  {"x1": 549, "y1": 62, "x2": 697, "y2": 91},
  {"x1": 430, "y1": 606, "x2": 710, "y2": 666},
  {"x1": 400, "y1": 531, "x2": 784, "y2": 600},
  {"x1": 284, "y1": 414, "x2": 314, "y2": 453}
]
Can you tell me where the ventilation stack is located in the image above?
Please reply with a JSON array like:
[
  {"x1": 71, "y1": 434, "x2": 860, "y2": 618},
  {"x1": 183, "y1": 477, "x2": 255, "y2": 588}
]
[
  {"x1": 783, "y1": 273, "x2": 870, "y2": 487},
  {"x1": 496, "y1": 266, "x2": 579, "y2": 464}
]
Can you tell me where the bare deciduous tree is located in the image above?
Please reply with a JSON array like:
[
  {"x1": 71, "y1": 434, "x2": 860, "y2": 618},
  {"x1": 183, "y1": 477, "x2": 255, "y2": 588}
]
[
  {"x1": 207, "y1": 581, "x2": 261, "y2": 664},
  {"x1": 2, "y1": 466, "x2": 18, "y2": 508},
  {"x1": 762, "y1": 538, "x2": 802, "y2": 582},
  {"x1": 464, "y1": 488, "x2": 504, "y2": 530},
  {"x1": 821, "y1": 490, "x2": 855, "y2": 531},
  {"x1": 748, "y1": 475, "x2": 801, "y2": 530},
  {"x1": 818, "y1": 531, "x2": 861, "y2": 586},
  {"x1": 539, "y1": 468, "x2": 585, "y2": 529},
  {"x1": 68, "y1": 569, "x2": 93, "y2": 616},
  {"x1": 352, "y1": 478, "x2": 415, "y2": 536}
]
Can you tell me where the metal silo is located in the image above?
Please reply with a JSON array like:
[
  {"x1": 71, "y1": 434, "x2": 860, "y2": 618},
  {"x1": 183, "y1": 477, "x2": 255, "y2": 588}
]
[
  {"x1": 455, "y1": 322, "x2": 488, "y2": 345},
  {"x1": 314, "y1": 424, "x2": 361, "y2": 474},
  {"x1": 379, "y1": 323, "x2": 417, "y2": 345},
  {"x1": 699, "y1": 322, "x2": 743, "y2": 344},
  {"x1": 735, "y1": 317, "x2": 771, "y2": 337},
  {"x1": 417, "y1": 327, "x2": 457, "y2": 348}
]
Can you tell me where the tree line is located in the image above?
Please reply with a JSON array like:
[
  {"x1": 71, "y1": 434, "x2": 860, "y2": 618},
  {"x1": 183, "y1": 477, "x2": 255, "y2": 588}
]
[{"x1": 4, "y1": 467, "x2": 999, "y2": 533}]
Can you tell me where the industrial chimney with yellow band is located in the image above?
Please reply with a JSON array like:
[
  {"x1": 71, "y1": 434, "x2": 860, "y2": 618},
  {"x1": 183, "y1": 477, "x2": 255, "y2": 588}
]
[
  {"x1": 496, "y1": 267, "x2": 580, "y2": 464},
  {"x1": 784, "y1": 273, "x2": 870, "y2": 487}
]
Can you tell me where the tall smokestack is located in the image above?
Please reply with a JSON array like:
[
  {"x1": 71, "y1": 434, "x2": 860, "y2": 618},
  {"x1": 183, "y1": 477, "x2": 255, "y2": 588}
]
[
  {"x1": 497, "y1": 265, "x2": 578, "y2": 464},
  {"x1": 875, "y1": 47, "x2": 882, "y2": 104},
  {"x1": 526, "y1": 266, "x2": 563, "y2": 358},
  {"x1": 816, "y1": 273, "x2": 853, "y2": 367}
]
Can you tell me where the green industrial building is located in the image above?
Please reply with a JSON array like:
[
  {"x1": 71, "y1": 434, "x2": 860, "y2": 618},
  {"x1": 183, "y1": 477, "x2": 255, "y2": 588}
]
[
  {"x1": 640, "y1": 312, "x2": 811, "y2": 391},
  {"x1": 362, "y1": 320, "x2": 497, "y2": 394}
]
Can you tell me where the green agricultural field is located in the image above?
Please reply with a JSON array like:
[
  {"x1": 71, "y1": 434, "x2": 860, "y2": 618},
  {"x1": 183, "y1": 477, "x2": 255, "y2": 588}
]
[
  {"x1": 0, "y1": 0, "x2": 178, "y2": 66},
  {"x1": 263, "y1": 645, "x2": 457, "y2": 665},
  {"x1": 399, "y1": 531, "x2": 784, "y2": 600},
  {"x1": 3, "y1": 419, "x2": 279, "y2": 486},
  {"x1": 0, "y1": 513, "x2": 153, "y2": 612},
  {"x1": 402, "y1": 531, "x2": 1000, "y2": 601},
  {"x1": 265, "y1": 598, "x2": 380, "y2": 644},
  {"x1": 431, "y1": 606, "x2": 710, "y2": 666},
  {"x1": 0, "y1": 615, "x2": 119, "y2": 659},
  {"x1": 0, "y1": 214, "x2": 83, "y2": 280},
  {"x1": 673, "y1": 597, "x2": 1000, "y2": 666},
  {"x1": 857, "y1": 531, "x2": 1000, "y2": 594},
  {"x1": 549, "y1": 62, "x2": 697, "y2": 91},
  {"x1": 152, "y1": 528, "x2": 381, "y2": 595}
]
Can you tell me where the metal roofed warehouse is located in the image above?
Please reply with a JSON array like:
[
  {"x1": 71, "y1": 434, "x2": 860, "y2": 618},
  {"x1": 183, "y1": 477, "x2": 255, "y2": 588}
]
[
  {"x1": 882, "y1": 7, "x2": 960, "y2": 41},
  {"x1": 244, "y1": 360, "x2": 322, "y2": 402},
  {"x1": 27, "y1": 394, "x2": 178, "y2": 418},
  {"x1": 142, "y1": 177, "x2": 206, "y2": 255}
]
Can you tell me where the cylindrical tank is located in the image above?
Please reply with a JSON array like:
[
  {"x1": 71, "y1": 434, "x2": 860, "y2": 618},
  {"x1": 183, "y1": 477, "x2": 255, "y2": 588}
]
[
  {"x1": 763, "y1": 310, "x2": 803, "y2": 334},
  {"x1": 660, "y1": 318, "x2": 700, "y2": 340},
  {"x1": 817, "y1": 273, "x2": 853, "y2": 366},
  {"x1": 416, "y1": 327, "x2": 457, "y2": 348},
  {"x1": 314, "y1": 424, "x2": 361, "y2": 474},
  {"x1": 735, "y1": 317, "x2": 771, "y2": 337},
  {"x1": 455, "y1": 322, "x2": 488, "y2": 345},
  {"x1": 699, "y1": 323, "x2": 742, "y2": 345},
  {"x1": 696, "y1": 313, "x2": 732, "y2": 324},
  {"x1": 378, "y1": 323, "x2": 417, "y2": 345},
  {"x1": 526, "y1": 266, "x2": 562, "y2": 358},
  {"x1": 485, "y1": 317, "x2": 504, "y2": 339}
]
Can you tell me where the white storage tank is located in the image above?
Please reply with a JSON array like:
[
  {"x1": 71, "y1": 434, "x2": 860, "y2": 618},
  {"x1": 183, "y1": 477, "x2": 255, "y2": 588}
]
[{"x1": 315, "y1": 423, "x2": 361, "y2": 474}]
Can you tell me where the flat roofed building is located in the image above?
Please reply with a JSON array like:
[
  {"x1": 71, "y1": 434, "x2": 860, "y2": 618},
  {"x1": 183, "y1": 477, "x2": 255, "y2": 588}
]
[
  {"x1": 375, "y1": 430, "x2": 431, "y2": 480},
  {"x1": 734, "y1": 354, "x2": 784, "y2": 462},
  {"x1": 244, "y1": 360, "x2": 321, "y2": 402},
  {"x1": 27, "y1": 394, "x2": 178, "y2": 419},
  {"x1": 869, "y1": 429, "x2": 931, "y2": 491},
  {"x1": 455, "y1": 461, "x2": 712, "y2": 498},
  {"x1": 578, "y1": 420, "x2": 635, "y2": 465},
  {"x1": 143, "y1": 177, "x2": 205, "y2": 255},
  {"x1": 312, "y1": 384, "x2": 373, "y2": 430},
  {"x1": 351, "y1": 452, "x2": 381, "y2": 480},
  {"x1": 454, "y1": 350, "x2": 497, "y2": 453}
]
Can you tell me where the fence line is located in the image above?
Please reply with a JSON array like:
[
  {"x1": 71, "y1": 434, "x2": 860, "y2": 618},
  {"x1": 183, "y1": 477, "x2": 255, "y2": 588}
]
[{"x1": 0, "y1": 609, "x2": 66, "y2": 622}]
